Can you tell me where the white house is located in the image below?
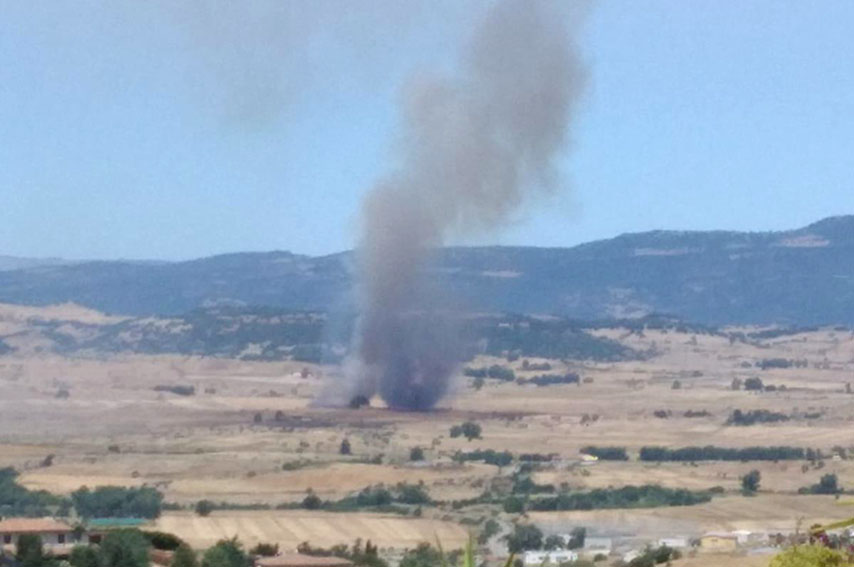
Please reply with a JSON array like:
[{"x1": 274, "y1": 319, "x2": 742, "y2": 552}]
[
  {"x1": 0, "y1": 518, "x2": 74, "y2": 553},
  {"x1": 657, "y1": 537, "x2": 690, "y2": 549},
  {"x1": 523, "y1": 550, "x2": 579, "y2": 566},
  {"x1": 582, "y1": 537, "x2": 613, "y2": 554}
]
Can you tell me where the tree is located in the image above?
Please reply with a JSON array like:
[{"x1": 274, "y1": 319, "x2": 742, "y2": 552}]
[
  {"x1": 172, "y1": 544, "x2": 199, "y2": 567},
  {"x1": 461, "y1": 422, "x2": 482, "y2": 441},
  {"x1": 340, "y1": 439, "x2": 352, "y2": 455},
  {"x1": 399, "y1": 543, "x2": 443, "y2": 567},
  {"x1": 731, "y1": 378, "x2": 742, "y2": 391},
  {"x1": 816, "y1": 473, "x2": 841, "y2": 495},
  {"x1": 99, "y1": 529, "x2": 151, "y2": 567},
  {"x1": 302, "y1": 491, "x2": 322, "y2": 510},
  {"x1": 202, "y1": 538, "x2": 250, "y2": 567},
  {"x1": 506, "y1": 524, "x2": 543, "y2": 553},
  {"x1": 16, "y1": 534, "x2": 48, "y2": 567},
  {"x1": 741, "y1": 470, "x2": 761, "y2": 494},
  {"x1": 503, "y1": 496, "x2": 525, "y2": 514},
  {"x1": 543, "y1": 535, "x2": 565, "y2": 550},
  {"x1": 249, "y1": 543, "x2": 279, "y2": 557},
  {"x1": 253, "y1": 413, "x2": 263, "y2": 424},
  {"x1": 195, "y1": 500, "x2": 215, "y2": 517},
  {"x1": 567, "y1": 527, "x2": 586, "y2": 550},
  {"x1": 70, "y1": 545, "x2": 100, "y2": 567},
  {"x1": 409, "y1": 447, "x2": 425, "y2": 461},
  {"x1": 671, "y1": 380, "x2": 681, "y2": 390},
  {"x1": 744, "y1": 377, "x2": 764, "y2": 391}
]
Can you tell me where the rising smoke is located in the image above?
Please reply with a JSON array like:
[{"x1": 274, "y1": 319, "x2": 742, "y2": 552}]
[{"x1": 348, "y1": 0, "x2": 588, "y2": 410}]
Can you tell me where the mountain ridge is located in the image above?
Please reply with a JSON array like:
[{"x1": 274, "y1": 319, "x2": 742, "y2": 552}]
[{"x1": 1, "y1": 215, "x2": 852, "y2": 325}]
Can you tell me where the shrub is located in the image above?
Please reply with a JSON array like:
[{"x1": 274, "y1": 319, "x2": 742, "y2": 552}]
[
  {"x1": 741, "y1": 470, "x2": 761, "y2": 494},
  {"x1": 195, "y1": 500, "x2": 214, "y2": 517},
  {"x1": 581, "y1": 446, "x2": 628, "y2": 461},
  {"x1": 100, "y1": 529, "x2": 151, "y2": 567},
  {"x1": 769, "y1": 544, "x2": 845, "y2": 567},
  {"x1": 409, "y1": 447, "x2": 425, "y2": 461},
  {"x1": 340, "y1": 439, "x2": 352, "y2": 455},
  {"x1": 72, "y1": 486, "x2": 163, "y2": 519},
  {"x1": 506, "y1": 524, "x2": 543, "y2": 553}
]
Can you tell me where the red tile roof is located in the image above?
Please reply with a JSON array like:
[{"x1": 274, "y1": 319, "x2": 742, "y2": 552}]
[{"x1": 0, "y1": 518, "x2": 72, "y2": 534}]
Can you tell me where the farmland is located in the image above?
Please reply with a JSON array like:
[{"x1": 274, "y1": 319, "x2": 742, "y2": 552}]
[{"x1": 2, "y1": 303, "x2": 854, "y2": 563}]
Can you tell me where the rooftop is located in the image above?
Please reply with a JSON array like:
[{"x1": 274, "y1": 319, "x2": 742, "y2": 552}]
[
  {"x1": 256, "y1": 555, "x2": 354, "y2": 567},
  {"x1": 0, "y1": 518, "x2": 72, "y2": 534}
]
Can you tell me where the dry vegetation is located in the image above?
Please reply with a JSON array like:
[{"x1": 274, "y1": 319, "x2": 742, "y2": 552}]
[{"x1": 3, "y1": 303, "x2": 854, "y2": 557}]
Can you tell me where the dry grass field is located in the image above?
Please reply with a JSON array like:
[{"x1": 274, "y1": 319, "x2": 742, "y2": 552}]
[
  {"x1": 3, "y1": 303, "x2": 854, "y2": 555},
  {"x1": 152, "y1": 510, "x2": 468, "y2": 551}
]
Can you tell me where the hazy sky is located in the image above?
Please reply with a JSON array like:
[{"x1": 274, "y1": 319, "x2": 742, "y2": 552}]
[{"x1": 2, "y1": 1, "x2": 853, "y2": 260}]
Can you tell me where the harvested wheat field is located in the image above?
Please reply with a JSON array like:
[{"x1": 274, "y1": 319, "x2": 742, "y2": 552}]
[{"x1": 153, "y1": 510, "x2": 468, "y2": 551}]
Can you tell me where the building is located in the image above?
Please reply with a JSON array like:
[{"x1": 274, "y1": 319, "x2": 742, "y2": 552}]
[
  {"x1": 582, "y1": 537, "x2": 613, "y2": 555},
  {"x1": 256, "y1": 554, "x2": 354, "y2": 567},
  {"x1": 657, "y1": 537, "x2": 690, "y2": 549},
  {"x1": 699, "y1": 532, "x2": 739, "y2": 552},
  {"x1": 0, "y1": 518, "x2": 74, "y2": 553},
  {"x1": 522, "y1": 550, "x2": 578, "y2": 566}
]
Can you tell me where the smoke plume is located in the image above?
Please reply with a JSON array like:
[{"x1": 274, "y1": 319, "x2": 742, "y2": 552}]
[{"x1": 349, "y1": 0, "x2": 588, "y2": 410}]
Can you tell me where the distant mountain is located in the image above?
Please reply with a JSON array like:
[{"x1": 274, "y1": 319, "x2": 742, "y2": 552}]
[
  {"x1": 1, "y1": 216, "x2": 853, "y2": 325},
  {"x1": 0, "y1": 255, "x2": 73, "y2": 271}
]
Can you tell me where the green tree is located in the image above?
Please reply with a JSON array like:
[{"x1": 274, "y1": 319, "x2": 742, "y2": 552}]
[
  {"x1": 817, "y1": 474, "x2": 841, "y2": 494},
  {"x1": 340, "y1": 439, "x2": 352, "y2": 455},
  {"x1": 99, "y1": 529, "x2": 151, "y2": 567},
  {"x1": 409, "y1": 447, "x2": 425, "y2": 461},
  {"x1": 567, "y1": 527, "x2": 586, "y2": 550},
  {"x1": 460, "y1": 422, "x2": 482, "y2": 441},
  {"x1": 249, "y1": 543, "x2": 279, "y2": 557},
  {"x1": 202, "y1": 538, "x2": 250, "y2": 567},
  {"x1": 172, "y1": 544, "x2": 199, "y2": 567},
  {"x1": 399, "y1": 543, "x2": 443, "y2": 567},
  {"x1": 16, "y1": 534, "x2": 48, "y2": 567},
  {"x1": 506, "y1": 524, "x2": 543, "y2": 553},
  {"x1": 742, "y1": 470, "x2": 761, "y2": 494},
  {"x1": 195, "y1": 500, "x2": 214, "y2": 517},
  {"x1": 543, "y1": 535, "x2": 565, "y2": 550},
  {"x1": 70, "y1": 545, "x2": 100, "y2": 567}
]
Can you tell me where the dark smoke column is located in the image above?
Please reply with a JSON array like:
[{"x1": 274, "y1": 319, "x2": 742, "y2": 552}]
[{"x1": 348, "y1": 0, "x2": 588, "y2": 410}]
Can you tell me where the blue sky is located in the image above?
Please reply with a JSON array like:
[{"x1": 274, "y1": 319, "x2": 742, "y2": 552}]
[{"x1": 1, "y1": 1, "x2": 853, "y2": 260}]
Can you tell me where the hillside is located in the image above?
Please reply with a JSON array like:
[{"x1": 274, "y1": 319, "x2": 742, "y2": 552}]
[{"x1": 0, "y1": 216, "x2": 853, "y2": 325}]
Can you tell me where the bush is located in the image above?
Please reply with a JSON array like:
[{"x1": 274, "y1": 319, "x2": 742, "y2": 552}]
[
  {"x1": 454, "y1": 449, "x2": 513, "y2": 467},
  {"x1": 450, "y1": 421, "x2": 482, "y2": 441},
  {"x1": 639, "y1": 445, "x2": 805, "y2": 462},
  {"x1": 744, "y1": 377, "x2": 764, "y2": 391},
  {"x1": 70, "y1": 545, "x2": 100, "y2": 567},
  {"x1": 172, "y1": 544, "x2": 199, "y2": 567},
  {"x1": 100, "y1": 529, "x2": 151, "y2": 567},
  {"x1": 202, "y1": 538, "x2": 250, "y2": 567},
  {"x1": 527, "y1": 373, "x2": 580, "y2": 387},
  {"x1": 581, "y1": 446, "x2": 628, "y2": 461},
  {"x1": 741, "y1": 470, "x2": 761, "y2": 494},
  {"x1": 195, "y1": 500, "x2": 214, "y2": 517},
  {"x1": 409, "y1": 447, "x2": 425, "y2": 461},
  {"x1": 340, "y1": 439, "x2": 352, "y2": 455},
  {"x1": 250, "y1": 543, "x2": 279, "y2": 557},
  {"x1": 801, "y1": 474, "x2": 843, "y2": 495},
  {"x1": 726, "y1": 409, "x2": 790, "y2": 426},
  {"x1": 72, "y1": 486, "x2": 163, "y2": 519},
  {"x1": 769, "y1": 544, "x2": 846, "y2": 567},
  {"x1": 506, "y1": 524, "x2": 544, "y2": 553},
  {"x1": 528, "y1": 485, "x2": 712, "y2": 511},
  {"x1": 144, "y1": 530, "x2": 186, "y2": 551}
]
